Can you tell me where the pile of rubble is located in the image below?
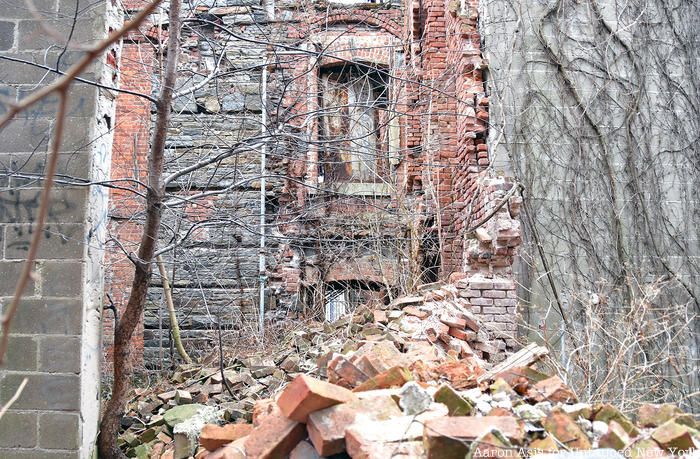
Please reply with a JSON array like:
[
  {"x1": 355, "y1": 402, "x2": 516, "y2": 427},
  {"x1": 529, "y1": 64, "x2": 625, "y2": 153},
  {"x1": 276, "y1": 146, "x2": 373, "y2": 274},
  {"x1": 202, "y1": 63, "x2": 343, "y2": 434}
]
[
  {"x1": 116, "y1": 287, "x2": 699, "y2": 458},
  {"x1": 373, "y1": 282, "x2": 512, "y2": 362}
]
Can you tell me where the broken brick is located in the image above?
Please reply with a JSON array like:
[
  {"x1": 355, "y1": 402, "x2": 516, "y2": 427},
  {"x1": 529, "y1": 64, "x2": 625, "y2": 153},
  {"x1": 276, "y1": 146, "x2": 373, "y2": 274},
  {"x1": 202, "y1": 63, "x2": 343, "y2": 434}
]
[
  {"x1": 244, "y1": 414, "x2": 306, "y2": 459},
  {"x1": 316, "y1": 351, "x2": 336, "y2": 378},
  {"x1": 404, "y1": 306, "x2": 431, "y2": 320},
  {"x1": 175, "y1": 389, "x2": 193, "y2": 405},
  {"x1": 276, "y1": 374, "x2": 356, "y2": 423},
  {"x1": 674, "y1": 413, "x2": 699, "y2": 429},
  {"x1": 353, "y1": 366, "x2": 413, "y2": 392},
  {"x1": 327, "y1": 354, "x2": 369, "y2": 387},
  {"x1": 289, "y1": 440, "x2": 321, "y2": 459},
  {"x1": 440, "y1": 315, "x2": 467, "y2": 329},
  {"x1": 280, "y1": 355, "x2": 300, "y2": 373},
  {"x1": 637, "y1": 403, "x2": 682, "y2": 428},
  {"x1": 205, "y1": 436, "x2": 247, "y2": 459},
  {"x1": 628, "y1": 439, "x2": 668, "y2": 459},
  {"x1": 490, "y1": 378, "x2": 514, "y2": 395},
  {"x1": 494, "y1": 366, "x2": 549, "y2": 395},
  {"x1": 391, "y1": 296, "x2": 423, "y2": 308},
  {"x1": 348, "y1": 440, "x2": 426, "y2": 459},
  {"x1": 433, "y1": 359, "x2": 482, "y2": 389},
  {"x1": 433, "y1": 384, "x2": 474, "y2": 416},
  {"x1": 346, "y1": 408, "x2": 447, "y2": 459},
  {"x1": 527, "y1": 435, "x2": 558, "y2": 454},
  {"x1": 448, "y1": 327, "x2": 469, "y2": 341},
  {"x1": 199, "y1": 424, "x2": 253, "y2": 452},
  {"x1": 424, "y1": 416, "x2": 524, "y2": 459},
  {"x1": 346, "y1": 416, "x2": 423, "y2": 453},
  {"x1": 458, "y1": 340, "x2": 475, "y2": 358},
  {"x1": 651, "y1": 420, "x2": 697, "y2": 451},
  {"x1": 598, "y1": 420, "x2": 630, "y2": 451},
  {"x1": 307, "y1": 395, "x2": 401, "y2": 456},
  {"x1": 488, "y1": 407, "x2": 513, "y2": 417},
  {"x1": 528, "y1": 375, "x2": 577, "y2": 404},
  {"x1": 473, "y1": 341, "x2": 500, "y2": 355},
  {"x1": 158, "y1": 390, "x2": 177, "y2": 402},
  {"x1": 174, "y1": 431, "x2": 197, "y2": 459},
  {"x1": 561, "y1": 403, "x2": 593, "y2": 421},
  {"x1": 468, "y1": 431, "x2": 520, "y2": 459},
  {"x1": 593, "y1": 404, "x2": 640, "y2": 437},
  {"x1": 354, "y1": 355, "x2": 381, "y2": 378},
  {"x1": 543, "y1": 409, "x2": 592, "y2": 450},
  {"x1": 461, "y1": 312, "x2": 480, "y2": 332},
  {"x1": 373, "y1": 310, "x2": 388, "y2": 324},
  {"x1": 404, "y1": 340, "x2": 442, "y2": 363},
  {"x1": 425, "y1": 322, "x2": 450, "y2": 343},
  {"x1": 252, "y1": 399, "x2": 281, "y2": 427},
  {"x1": 351, "y1": 341, "x2": 402, "y2": 366}
]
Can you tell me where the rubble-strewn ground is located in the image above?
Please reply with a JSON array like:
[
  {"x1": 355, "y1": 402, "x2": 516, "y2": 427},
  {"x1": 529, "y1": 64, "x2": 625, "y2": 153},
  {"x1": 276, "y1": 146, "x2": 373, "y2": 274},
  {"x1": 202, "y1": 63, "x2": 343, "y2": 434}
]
[{"x1": 116, "y1": 284, "x2": 699, "y2": 458}]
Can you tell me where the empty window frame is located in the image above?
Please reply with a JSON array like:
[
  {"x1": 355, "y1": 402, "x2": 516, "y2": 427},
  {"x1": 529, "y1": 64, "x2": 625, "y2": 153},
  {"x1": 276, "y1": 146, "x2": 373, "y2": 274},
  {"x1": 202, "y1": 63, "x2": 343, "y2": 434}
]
[
  {"x1": 324, "y1": 288, "x2": 348, "y2": 322},
  {"x1": 318, "y1": 65, "x2": 390, "y2": 184},
  {"x1": 323, "y1": 282, "x2": 385, "y2": 322}
]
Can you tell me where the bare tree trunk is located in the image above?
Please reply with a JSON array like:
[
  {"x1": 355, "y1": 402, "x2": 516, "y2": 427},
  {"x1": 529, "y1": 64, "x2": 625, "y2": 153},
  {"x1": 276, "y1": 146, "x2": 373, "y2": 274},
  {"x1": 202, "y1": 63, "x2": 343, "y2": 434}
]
[{"x1": 97, "y1": 0, "x2": 181, "y2": 456}]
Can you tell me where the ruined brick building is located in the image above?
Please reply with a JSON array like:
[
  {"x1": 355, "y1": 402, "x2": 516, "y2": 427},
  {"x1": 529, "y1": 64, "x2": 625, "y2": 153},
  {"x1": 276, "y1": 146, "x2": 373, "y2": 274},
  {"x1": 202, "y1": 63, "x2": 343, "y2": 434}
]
[
  {"x1": 105, "y1": 0, "x2": 522, "y2": 365},
  {"x1": 1, "y1": 0, "x2": 697, "y2": 455}
]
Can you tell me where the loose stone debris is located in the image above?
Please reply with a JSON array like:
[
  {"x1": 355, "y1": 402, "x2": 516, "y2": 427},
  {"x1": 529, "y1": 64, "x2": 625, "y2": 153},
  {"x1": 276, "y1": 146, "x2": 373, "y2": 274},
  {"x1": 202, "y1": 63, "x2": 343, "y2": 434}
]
[{"x1": 117, "y1": 286, "x2": 700, "y2": 459}]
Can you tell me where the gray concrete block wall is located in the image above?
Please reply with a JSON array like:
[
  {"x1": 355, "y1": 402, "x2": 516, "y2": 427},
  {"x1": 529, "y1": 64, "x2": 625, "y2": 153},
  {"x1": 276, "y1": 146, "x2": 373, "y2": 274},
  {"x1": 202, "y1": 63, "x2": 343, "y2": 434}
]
[
  {"x1": 0, "y1": 0, "x2": 115, "y2": 456},
  {"x1": 481, "y1": 0, "x2": 700, "y2": 386}
]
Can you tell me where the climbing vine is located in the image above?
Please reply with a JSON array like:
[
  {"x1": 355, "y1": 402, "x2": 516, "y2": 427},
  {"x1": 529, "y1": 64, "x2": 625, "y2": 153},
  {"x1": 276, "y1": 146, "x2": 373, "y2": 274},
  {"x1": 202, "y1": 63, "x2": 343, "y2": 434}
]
[{"x1": 483, "y1": 0, "x2": 700, "y2": 410}]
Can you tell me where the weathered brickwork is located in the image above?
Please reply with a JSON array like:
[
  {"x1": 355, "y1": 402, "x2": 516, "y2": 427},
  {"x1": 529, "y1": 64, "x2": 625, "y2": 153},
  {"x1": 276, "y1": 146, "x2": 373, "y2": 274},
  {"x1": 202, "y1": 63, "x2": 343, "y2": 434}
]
[
  {"x1": 407, "y1": 0, "x2": 521, "y2": 338},
  {"x1": 103, "y1": 39, "x2": 154, "y2": 365},
  {"x1": 108, "y1": 0, "x2": 523, "y2": 366},
  {"x1": 455, "y1": 274, "x2": 519, "y2": 350}
]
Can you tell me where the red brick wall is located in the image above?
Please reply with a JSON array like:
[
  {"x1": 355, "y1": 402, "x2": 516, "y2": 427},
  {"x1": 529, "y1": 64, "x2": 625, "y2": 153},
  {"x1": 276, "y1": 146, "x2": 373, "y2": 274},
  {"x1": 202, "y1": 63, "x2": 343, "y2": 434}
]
[
  {"x1": 272, "y1": 9, "x2": 408, "y2": 296},
  {"x1": 103, "y1": 40, "x2": 154, "y2": 366},
  {"x1": 415, "y1": 0, "x2": 520, "y2": 277},
  {"x1": 417, "y1": 0, "x2": 461, "y2": 275},
  {"x1": 415, "y1": 0, "x2": 521, "y2": 346}
]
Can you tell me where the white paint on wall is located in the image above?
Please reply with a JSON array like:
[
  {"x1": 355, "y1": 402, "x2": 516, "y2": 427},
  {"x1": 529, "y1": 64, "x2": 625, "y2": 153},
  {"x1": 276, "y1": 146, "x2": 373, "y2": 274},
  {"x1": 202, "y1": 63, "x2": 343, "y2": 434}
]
[{"x1": 79, "y1": 0, "x2": 123, "y2": 456}]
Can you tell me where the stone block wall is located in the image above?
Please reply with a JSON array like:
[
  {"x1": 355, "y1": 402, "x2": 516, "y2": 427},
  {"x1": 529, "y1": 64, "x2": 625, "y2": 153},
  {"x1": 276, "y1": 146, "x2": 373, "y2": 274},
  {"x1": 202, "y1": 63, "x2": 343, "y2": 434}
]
[
  {"x1": 0, "y1": 0, "x2": 117, "y2": 457},
  {"x1": 480, "y1": 0, "x2": 699, "y2": 351},
  {"x1": 105, "y1": 1, "x2": 277, "y2": 367}
]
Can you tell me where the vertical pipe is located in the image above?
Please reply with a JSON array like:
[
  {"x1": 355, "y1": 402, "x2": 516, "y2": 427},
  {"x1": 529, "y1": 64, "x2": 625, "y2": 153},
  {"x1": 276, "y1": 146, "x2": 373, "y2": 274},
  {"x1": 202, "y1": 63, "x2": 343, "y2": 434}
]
[
  {"x1": 264, "y1": 0, "x2": 275, "y2": 21},
  {"x1": 259, "y1": 62, "x2": 268, "y2": 336}
]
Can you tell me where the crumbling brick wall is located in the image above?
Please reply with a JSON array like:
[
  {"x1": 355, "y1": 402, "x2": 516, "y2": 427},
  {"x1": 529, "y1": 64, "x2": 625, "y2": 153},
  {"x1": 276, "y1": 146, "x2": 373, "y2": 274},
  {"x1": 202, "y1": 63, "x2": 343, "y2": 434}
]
[
  {"x1": 409, "y1": 0, "x2": 522, "y2": 344},
  {"x1": 107, "y1": 0, "x2": 523, "y2": 366}
]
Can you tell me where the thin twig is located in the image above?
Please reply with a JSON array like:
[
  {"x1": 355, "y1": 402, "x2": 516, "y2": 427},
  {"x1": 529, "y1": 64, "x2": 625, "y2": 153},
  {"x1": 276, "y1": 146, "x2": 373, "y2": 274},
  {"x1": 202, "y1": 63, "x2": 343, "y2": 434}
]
[{"x1": 0, "y1": 378, "x2": 28, "y2": 420}]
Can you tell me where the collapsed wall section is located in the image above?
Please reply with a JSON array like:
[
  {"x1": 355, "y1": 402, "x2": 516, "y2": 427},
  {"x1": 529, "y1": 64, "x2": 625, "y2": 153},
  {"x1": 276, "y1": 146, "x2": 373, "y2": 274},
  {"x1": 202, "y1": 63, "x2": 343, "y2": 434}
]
[
  {"x1": 412, "y1": 0, "x2": 522, "y2": 347},
  {"x1": 106, "y1": 0, "x2": 523, "y2": 368}
]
